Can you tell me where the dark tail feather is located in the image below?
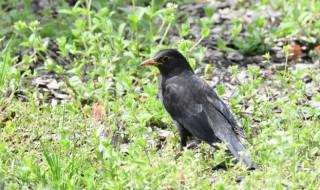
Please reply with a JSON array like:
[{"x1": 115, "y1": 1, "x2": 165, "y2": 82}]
[{"x1": 226, "y1": 135, "x2": 257, "y2": 169}]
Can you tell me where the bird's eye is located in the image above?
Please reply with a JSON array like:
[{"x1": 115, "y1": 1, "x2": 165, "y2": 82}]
[{"x1": 162, "y1": 56, "x2": 169, "y2": 62}]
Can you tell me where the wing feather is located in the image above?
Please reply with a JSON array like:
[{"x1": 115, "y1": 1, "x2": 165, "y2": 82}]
[
  {"x1": 162, "y1": 74, "x2": 245, "y2": 140},
  {"x1": 162, "y1": 82, "x2": 218, "y2": 144},
  {"x1": 190, "y1": 75, "x2": 246, "y2": 138}
]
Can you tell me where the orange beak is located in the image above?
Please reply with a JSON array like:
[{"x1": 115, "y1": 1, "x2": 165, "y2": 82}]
[{"x1": 140, "y1": 58, "x2": 162, "y2": 66}]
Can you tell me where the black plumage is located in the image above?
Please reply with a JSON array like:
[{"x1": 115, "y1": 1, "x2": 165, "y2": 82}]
[{"x1": 141, "y1": 49, "x2": 256, "y2": 169}]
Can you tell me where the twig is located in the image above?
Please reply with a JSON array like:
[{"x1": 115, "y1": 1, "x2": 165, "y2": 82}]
[
  {"x1": 143, "y1": 147, "x2": 153, "y2": 167},
  {"x1": 190, "y1": 37, "x2": 204, "y2": 51},
  {"x1": 160, "y1": 23, "x2": 171, "y2": 45}
]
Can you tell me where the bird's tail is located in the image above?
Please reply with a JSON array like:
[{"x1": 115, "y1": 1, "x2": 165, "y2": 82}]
[{"x1": 226, "y1": 135, "x2": 257, "y2": 169}]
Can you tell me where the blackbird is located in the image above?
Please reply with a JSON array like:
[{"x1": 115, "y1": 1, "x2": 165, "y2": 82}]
[{"x1": 141, "y1": 49, "x2": 257, "y2": 169}]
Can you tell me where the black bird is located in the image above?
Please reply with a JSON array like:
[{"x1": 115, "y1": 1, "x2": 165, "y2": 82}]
[{"x1": 141, "y1": 49, "x2": 256, "y2": 169}]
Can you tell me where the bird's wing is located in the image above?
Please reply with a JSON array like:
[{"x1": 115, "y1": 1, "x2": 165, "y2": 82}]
[
  {"x1": 163, "y1": 75, "x2": 245, "y2": 139},
  {"x1": 162, "y1": 80, "x2": 219, "y2": 144},
  {"x1": 190, "y1": 75, "x2": 246, "y2": 138}
]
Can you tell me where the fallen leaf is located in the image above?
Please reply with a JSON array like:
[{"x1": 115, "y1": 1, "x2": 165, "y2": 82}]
[
  {"x1": 92, "y1": 103, "x2": 105, "y2": 121},
  {"x1": 290, "y1": 44, "x2": 302, "y2": 62},
  {"x1": 177, "y1": 170, "x2": 186, "y2": 185},
  {"x1": 314, "y1": 45, "x2": 320, "y2": 53}
]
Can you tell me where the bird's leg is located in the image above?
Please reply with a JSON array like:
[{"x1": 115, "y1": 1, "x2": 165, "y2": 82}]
[
  {"x1": 175, "y1": 122, "x2": 191, "y2": 150},
  {"x1": 175, "y1": 134, "x2": 187, "y2": 160},
  {"x1": 174, "y1": 122, "x2": 191, "y2": 160},
  {"x1": 173, "y1": 121, "x2": 188, "y2": 150},
  {"x1": 179, "y1": 134, "x2": 188, "y2": 151}
]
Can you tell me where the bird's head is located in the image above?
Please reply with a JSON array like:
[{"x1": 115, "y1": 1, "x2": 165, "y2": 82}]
[{"x1": 141, "y1": 49, "x2": 193, "y2": 76}]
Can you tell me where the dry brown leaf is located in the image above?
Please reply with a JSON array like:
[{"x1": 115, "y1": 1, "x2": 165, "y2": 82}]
[
  {"x1": 177, "y1": 170, "x2": 186, "y2": 185},
  {"x1": 92, "y1": 103, "x2": 105, "y2": 121},
  {"x1": 290, "y1": 44, "x2": 302, "y2": 62},
  {"x1": 314, "y1": 45, "x2": 320, "y2": 53}
]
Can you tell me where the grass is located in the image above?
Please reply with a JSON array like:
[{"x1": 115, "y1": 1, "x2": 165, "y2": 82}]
[
  {"x1": 0, "y1": 0, "x2": 320, "y2": 189},
  {"x1": 1, "y1": 65, "x2": 319, "y2": 189}
]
